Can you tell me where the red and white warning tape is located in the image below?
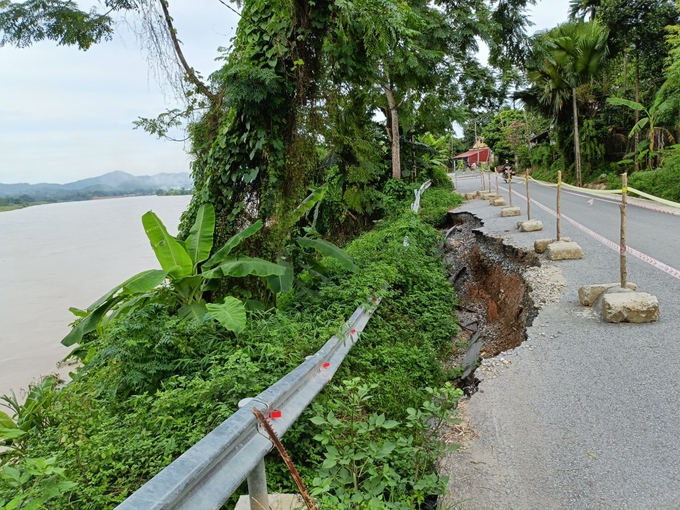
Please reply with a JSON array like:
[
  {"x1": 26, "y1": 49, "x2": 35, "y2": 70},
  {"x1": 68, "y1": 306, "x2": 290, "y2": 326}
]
[{"x1": 505, "y1": 187, "x2": 680, "y2": 281}]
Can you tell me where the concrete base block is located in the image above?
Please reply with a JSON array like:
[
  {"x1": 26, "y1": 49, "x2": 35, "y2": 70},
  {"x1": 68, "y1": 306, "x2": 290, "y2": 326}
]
[
  {"x1": 579, "y1": 282, "x2": 638, "y2": 306},
  {"x1": 534, "y1": 237, "x2": 572, "y2": 254},
  {"x1": 501, "y1": 206, "x2": 521, "y2": 217},
  {"x1": 601, "y1": 291, "x2": 660, "y2": 323},
  {"x1": 235, "y1": 494, "x2": 304, "y2": 510},
  {"x1": 546, "y1": 241, "x2": 584, "y2": 260},
  {"x1": 464, "y1": 192, "x2": 477, "y2": 200},
  {"x1": 519, "y1": 220, "x2": 544, "y2": 232},
  {"x1": 490, "y1": 198, "x2": 506, "y2": 206}
]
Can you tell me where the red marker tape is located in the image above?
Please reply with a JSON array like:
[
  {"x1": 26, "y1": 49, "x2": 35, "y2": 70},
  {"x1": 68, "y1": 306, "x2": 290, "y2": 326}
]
[
  {"x1": 322, "y1": 362, "x2": 331, "y2": 369},
  {"x1": 351, "y1": 329, "x2": 356, "y2": 334},
  {"x1": 270, "y1": 410, "x2": 282, "y2": 419}
]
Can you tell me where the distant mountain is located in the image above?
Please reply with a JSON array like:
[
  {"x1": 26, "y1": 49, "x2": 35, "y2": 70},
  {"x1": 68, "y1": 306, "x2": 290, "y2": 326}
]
[{"x1": 0, "y1": 171, "x2": 193, "y2": 198}]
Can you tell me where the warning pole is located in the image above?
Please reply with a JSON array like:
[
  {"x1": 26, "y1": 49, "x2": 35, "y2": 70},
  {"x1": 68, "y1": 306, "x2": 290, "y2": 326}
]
[
  {"x1": 556, "y1": 171, "x2": 562, "y2": 241},
  {"x1": 508, "y1": 176, "x2": 513, "y2": 207},
  {"x1": 620, "y1": 173, "x2": 628, "y2": 288},
  {"x1": 525, "y1": 171, "x2": 531, "y2": 220}
]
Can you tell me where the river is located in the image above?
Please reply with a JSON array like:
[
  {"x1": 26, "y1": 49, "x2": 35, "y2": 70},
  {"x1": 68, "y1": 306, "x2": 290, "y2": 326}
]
[{"x1": 0, "y1": 195, "x2": 191, "y2": 400}]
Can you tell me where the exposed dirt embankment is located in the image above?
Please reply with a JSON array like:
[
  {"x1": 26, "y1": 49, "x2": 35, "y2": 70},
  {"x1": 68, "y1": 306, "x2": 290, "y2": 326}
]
[{"x1": 443, "y1": 212, "x2": 539, "y2": 363}]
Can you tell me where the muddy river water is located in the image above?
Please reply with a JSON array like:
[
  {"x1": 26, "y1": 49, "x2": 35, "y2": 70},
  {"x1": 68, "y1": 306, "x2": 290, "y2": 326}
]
[{"x1": 0, "y1": 195, "x2": 191, "y2": 400}]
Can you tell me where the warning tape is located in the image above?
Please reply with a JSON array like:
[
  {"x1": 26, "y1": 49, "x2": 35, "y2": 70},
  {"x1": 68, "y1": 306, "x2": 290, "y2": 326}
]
[
  {"x1": 560, "y1": 188, "x2": 680, "y2": 217},
  {"x1": 504, "y1": 186, "x2": 680, "y2": 281},
  {"x1": 517, "y1": 177, "x2": 680, "y2": 217},
  {"x1": 528, "y1": 176, "x2": 680, "y2": 209}
]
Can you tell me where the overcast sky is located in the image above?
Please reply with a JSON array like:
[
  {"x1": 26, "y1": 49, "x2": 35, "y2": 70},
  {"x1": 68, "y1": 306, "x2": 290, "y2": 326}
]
[{"x1": 0, "y1": 0, "x2": 569, "y2": 185}]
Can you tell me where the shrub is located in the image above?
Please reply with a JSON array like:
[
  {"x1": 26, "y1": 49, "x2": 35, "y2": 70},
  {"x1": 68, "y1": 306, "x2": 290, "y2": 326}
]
[{"x1": 1, "y1": 211, "x2": 462, "y2": 508}]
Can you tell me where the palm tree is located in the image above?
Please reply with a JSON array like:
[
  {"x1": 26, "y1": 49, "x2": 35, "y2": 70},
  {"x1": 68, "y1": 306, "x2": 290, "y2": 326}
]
[
  {"x1": 550, "y1": 21, "x2": 609, "y2": 186},
  {"x1": 569, "y1": 0, "x2": 601, "y2": 21},
  {"x1": 516, "y1": 21, "x2": 608, "y2": 186}
]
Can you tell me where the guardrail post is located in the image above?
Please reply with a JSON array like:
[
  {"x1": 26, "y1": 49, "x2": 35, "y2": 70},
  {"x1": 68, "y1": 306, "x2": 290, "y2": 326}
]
[
  {"x1": 238, "y1": 398, "x2": 269, "y2": 510},
  {"x1": 246, "y1": 460, "x2": 269, "y2": 510}
]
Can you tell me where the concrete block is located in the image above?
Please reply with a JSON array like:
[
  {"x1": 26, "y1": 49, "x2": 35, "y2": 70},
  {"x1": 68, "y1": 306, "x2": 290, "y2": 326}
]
[
  {"x1": 578, "y1": 282, "x2": 638, "y2": 306},
  {"x1": 546, "y1": 241, "x2": 584, "y2": 260},
  {"x1": 501, "y1": 206, "x2": 521, "y2": 217},
  {"x1": 236, "y1": 494, "x2": 304, "y2": 510},
  {"x1": 464, "y1": 193, "x2": 477, "y2": 200},
  {"x1": 534, "y1": 238, "x2": 571, "y2": 254},
  {"x1": 601, "y1": 291, "x2": 660, "y2": 323},
  {"x1": 490, "y1": 198, "x2": 506, "y2": 206},
  {"x1": 519, "y1": 220, "x2": 544, "y2": 232}
]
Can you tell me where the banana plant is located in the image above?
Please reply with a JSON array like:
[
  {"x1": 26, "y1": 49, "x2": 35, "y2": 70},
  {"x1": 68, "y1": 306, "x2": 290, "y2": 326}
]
[
  {"x1": 62, "y1": 204, "x2": 285, "y2": 347},
  {"x1": 266, "y1": 186, "x2": 360, "y2": 300}
]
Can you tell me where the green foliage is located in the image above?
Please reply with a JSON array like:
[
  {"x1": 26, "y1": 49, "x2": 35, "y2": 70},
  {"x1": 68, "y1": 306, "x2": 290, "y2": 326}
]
[
  {"x1": 309, "y1": 379, "x2": 461, "y2": 508},
  {"x1": 0, "y1": 0, "x2": 118, "y2": 50},
  {"x1": 0, "y1": 457, "x2": 76, "y2": 510},
  {"x1": 418, "y1": 189, "x2": 464, "y2": 228},
  {"x1": 1, "y1": 211, "x2": 462, "y2": 508},
  {"x1": 62, "y1": 205, "x2": 283, "y2": 347},
  {"x1": 627, "y1": 150, "x2": 680, "y2": 202}
]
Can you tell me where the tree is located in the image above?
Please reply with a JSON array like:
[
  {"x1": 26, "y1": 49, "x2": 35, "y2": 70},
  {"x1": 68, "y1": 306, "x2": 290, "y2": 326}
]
[
  {"x1": 597, "y1": 0, "x2": 679, "y2": 168},
  {"x1": 518, "y1": 21, "x2": 609, "y2": 185}
]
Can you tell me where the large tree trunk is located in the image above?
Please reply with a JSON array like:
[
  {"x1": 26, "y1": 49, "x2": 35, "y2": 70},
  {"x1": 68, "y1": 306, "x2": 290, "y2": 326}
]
[
  {"x1": 383, "y1": 85, "x2": 401, "y2": 180},
  {"x1": 572, "y1": 88, "x2": 582, "y2": 187}
]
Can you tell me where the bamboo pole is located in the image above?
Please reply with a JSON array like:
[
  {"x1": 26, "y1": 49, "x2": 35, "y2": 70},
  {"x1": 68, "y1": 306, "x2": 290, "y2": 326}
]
[
  {"x1": 480, "y1": 167, "x2": 484, "y2": 190},
  {"x1": 556, "y1": 171, "x2": 562, "y2": 241},
  {"x1": 508, "y1": 175, "x2": 513, "y2": 207},
  {"x1": 525, "y1": 171, "x2": 531, "y2": 220},
  {"x1": 487, "y1": 172, "x2": 491, "y2": 192},
  {"x1": 481, "y1": 168, "x2": 485, "y2": 190},
  {"x1": 620, "y1": 173, "x2": 628, "y2": 288},
  {"x1": 495, "y1": 171, "x2": 499, "y2": 196}
]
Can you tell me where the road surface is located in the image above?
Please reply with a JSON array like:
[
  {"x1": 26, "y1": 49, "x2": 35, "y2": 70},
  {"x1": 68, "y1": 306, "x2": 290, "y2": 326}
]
[{"x1": 441, "y1": 172, "x2": 680, "y2": 510}]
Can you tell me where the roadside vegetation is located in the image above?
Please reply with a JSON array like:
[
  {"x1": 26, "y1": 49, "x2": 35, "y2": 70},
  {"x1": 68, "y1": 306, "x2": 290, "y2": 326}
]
[
  {"x1": 0, "y1": 181, "x2": 465, "y2": 509},
  {"x1": 468, "y1": 1, "x2": 680, "y2": 202}
]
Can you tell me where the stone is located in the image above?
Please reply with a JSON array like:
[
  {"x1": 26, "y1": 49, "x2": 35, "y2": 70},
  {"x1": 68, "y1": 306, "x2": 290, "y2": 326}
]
[
  {"x1": 601, "y1": 291, "x2": 660, "y2": 323},
  {"x1": 578, "y1": 282, "x2": 638, "y2": 306},
  {"x1": 464, "y1": 192, "x2": 477, "y2": 200},
  {"x1": 546, "y1": 241, "x2": 584, "y2": 260},
  {"x1": 236, "y1": 494, "x2": 304, "y2": 510},
  {"x1": 490, "y1": 198, "x2": 506, "y2": 206},
  {"x1": 501, "y1": 206, "x2": 521, "y2": 217},
  {"x1": 519, "y1": 220, "x2": 544, "y2": 232},
  {"x1": 534, "y1": 237, "x2": 571, "y2": 254}
]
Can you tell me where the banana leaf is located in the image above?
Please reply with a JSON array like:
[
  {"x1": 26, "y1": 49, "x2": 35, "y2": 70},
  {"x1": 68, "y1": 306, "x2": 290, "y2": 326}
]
[
  {"x1": 202, "y1": 256, "x2": 286, "y2": 279},
  {"x1": 203, "y1": 220, "x2": 263, "y2": 269},
  {"x1": 296, "y1": 237, "x2": 359, "y2": 273},
  {"x1": 184, "y1": 203, "x2": 215, "y2": 266},
  {"x1": 266, "y1": 254, "x2": 293, "y2": 294},
  {"x1": 606, "y1": 97, "x2": 646, "y2": 111},
  {"x1": 293, "y1": 185, "x2": 327, "y2": 221},
  {"x1": 61, "y1": 295, "x2": 124, "y2": 346},
  {"x1": 142, "y1": 211, "x2": 193, "y2": 278},
  {"x1": 87, "y1": 269, "x2": 167, "y2": 311}
]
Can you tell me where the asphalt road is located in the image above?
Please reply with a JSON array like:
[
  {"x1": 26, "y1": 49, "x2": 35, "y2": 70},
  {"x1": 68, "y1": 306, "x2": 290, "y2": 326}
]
[{"x1": 441, "y1": 172, "x2": 680, "y2": 510}]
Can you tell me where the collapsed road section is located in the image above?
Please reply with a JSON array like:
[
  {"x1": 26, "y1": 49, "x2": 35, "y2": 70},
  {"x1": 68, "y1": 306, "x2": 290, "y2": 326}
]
[{"x1": 442, "y1": 211, "x2": 567, "y2": 393}]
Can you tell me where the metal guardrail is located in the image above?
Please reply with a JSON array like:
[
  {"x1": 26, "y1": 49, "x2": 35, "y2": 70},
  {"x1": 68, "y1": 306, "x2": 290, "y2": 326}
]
[
  {"x1": 116, "y1": 297, "x2": 381, "y2": 510},
  {"x1": 116, "y1": 180, "x2": 431, "y2": 509}
]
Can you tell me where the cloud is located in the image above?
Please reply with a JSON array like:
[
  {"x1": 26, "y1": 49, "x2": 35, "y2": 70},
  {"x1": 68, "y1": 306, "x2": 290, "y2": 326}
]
[
  {"x1": 0, "y1": 0, "x2": 568, "y2": 185},
  {"x1": 0, "y1": 0, "x2": 238, "y2": 185}
]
